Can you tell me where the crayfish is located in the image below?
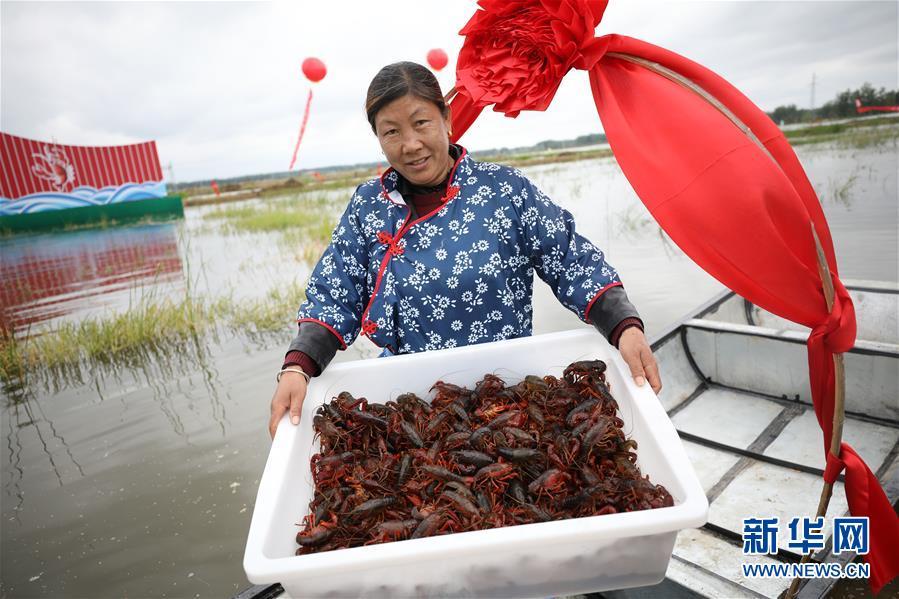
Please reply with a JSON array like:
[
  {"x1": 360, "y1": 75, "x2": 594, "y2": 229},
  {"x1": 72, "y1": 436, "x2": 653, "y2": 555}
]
[{"x1": 294, "y1": 360, "x2": 673, "y2": 555}]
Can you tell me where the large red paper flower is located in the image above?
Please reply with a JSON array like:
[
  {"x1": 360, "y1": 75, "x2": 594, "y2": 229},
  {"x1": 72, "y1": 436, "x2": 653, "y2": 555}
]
[{"x1": 455, "y1": 0, "x2": 609, "y2": 116}]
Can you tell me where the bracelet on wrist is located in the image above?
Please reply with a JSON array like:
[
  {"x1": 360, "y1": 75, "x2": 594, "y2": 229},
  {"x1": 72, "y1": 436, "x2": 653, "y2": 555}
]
[{"x1": 277, "y1": 367, "x2": 311, "y2": 384}]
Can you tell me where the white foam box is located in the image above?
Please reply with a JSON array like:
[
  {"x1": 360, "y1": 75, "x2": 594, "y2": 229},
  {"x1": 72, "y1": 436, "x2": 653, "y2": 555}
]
[{"x1": 244, "y1": 329, "x2": 708, "y2": 598}]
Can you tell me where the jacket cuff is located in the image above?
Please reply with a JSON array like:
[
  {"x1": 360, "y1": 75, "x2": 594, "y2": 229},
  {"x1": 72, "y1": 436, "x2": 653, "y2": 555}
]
[
  {"x1": 285, "y1": 321, "x2": 341, "y2": 375},
  {"x1": 609, "y1": 317, "x2": 644, "y2": 349},
  {"x1": 587, "y1": 286, "x2": 643, "y2": 345},
  {"x1": 282, "y1": 351, "x2": 320, "y2": 377}
]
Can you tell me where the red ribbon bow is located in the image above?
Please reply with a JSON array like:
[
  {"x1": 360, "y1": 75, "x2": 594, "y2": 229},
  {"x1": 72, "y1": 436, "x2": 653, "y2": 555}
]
[
  {"x1": 446, "y1": 1, "x2": 899, "y2": 592},
  {"x1": 456, "y1": 0, "x2": 609, "y2": 116}
]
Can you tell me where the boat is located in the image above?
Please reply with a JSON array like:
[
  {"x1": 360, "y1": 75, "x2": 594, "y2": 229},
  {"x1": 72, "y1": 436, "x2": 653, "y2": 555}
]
[
  {"x1": 234, "y1": 279, "x2": 898, "y2": 599},
  {"x1": 638, "y1": 278, "x2": 898, "y2": 599}
]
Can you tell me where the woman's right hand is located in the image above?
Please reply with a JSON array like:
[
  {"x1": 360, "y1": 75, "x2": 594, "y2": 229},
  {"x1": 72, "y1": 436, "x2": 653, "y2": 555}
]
[{"x1": 269, "y1": 371, "x2": 309, "y2": 439}]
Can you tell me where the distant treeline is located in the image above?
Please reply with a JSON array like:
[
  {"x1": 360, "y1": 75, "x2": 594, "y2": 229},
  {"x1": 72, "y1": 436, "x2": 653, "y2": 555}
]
[
  {"x1": 767, "y1": 83, "x2": 898, "y2": 125},
  {"x1": 178, "y1": 86, "x2": 896, "y2": 189},
  {"x1": 174, "y1": 133, "x2": 610, "y2": 191},
  {"x1": 477, "y1": 132, "x2": 608, "y2": 156}
]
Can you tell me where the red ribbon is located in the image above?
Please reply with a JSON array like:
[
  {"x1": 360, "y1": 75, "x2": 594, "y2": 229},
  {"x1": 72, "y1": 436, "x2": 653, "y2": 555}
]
[
  {"x1": 289, "y1": 89, "x2": 314, "y2": 171},
  {"x1": 447, "y1": 1, "x2": 898, "y2": 592}
]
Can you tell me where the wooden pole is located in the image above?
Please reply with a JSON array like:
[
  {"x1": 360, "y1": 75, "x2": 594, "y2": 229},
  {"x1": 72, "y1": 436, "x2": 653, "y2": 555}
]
[{"x1": 784, "y1": 223, "x2": 847, "y2": 599}]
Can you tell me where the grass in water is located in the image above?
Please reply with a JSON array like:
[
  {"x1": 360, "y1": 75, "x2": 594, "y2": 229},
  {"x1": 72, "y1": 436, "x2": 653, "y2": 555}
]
[
  {"x1": 787, "y1": 121, "x2": 899, "y2": 149},
  {"x1": 0, "y1": 281, "x2": 306, "y2": 390},
  {"x1": 224, "y1": 281, "x2": 307, "y2": 342},
  {"x1": 783, "y1": 116, "x2": 898, "y2": 139},
  {"x1": 204, "y1": 192, "x2": 341, "y2": 261},
  {"x1": 206, "y1": 194, "x2": 345, "y2": 239},
  {"x1": 2, "y1": 195, "x2": 326, "y2": 388},
  {"x1": 1, "y1": 293, "x2": 212, "y2": 388}
]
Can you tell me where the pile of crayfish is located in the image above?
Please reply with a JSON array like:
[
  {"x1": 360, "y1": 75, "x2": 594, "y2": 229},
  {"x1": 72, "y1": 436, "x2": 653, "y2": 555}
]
[{"x1": 295, "y1": 360, "x2": 673, "y2": 554}]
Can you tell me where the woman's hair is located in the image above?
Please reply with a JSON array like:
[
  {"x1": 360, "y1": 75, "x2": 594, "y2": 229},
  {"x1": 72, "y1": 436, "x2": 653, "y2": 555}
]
[{"x1": 365, "y1": 61, "x2": 447, "y2": 132}]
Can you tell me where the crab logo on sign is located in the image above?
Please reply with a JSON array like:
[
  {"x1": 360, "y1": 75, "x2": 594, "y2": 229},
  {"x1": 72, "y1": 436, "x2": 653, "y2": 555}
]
[{"x1": 31, "y1": 144, "x2": 77, "y2": 191}]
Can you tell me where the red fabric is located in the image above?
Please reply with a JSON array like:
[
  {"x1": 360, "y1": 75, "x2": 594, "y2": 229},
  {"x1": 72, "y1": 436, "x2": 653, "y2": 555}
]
[
  {"x1": 446, "y1": 2, "x2": 898, "y2": 592},
  {"x1": 282, "y1": 350, "x2": 319, "y2": 377},
  {"x1": 609, "y1": 317, "x2": 643, "y2": 349},
  {"x1": 408, "y1": 189, "x2": 446, "y2": 219}
]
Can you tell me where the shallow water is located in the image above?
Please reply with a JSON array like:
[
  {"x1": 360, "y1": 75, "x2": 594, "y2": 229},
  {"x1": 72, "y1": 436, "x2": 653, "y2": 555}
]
[{"x1": 1, "y1": 135, "x2": 896, "y2": 598}]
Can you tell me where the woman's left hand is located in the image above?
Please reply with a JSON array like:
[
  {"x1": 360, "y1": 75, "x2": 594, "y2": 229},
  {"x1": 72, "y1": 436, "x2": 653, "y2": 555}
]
[{"x1": 618, "y1": 327, "x2": 662, "y2": 395}]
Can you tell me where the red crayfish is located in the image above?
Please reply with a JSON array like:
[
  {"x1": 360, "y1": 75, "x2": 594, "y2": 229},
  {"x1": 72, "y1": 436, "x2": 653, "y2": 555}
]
[{"x1": 295, "y1": 360, "x2": 673, "y2": 554}]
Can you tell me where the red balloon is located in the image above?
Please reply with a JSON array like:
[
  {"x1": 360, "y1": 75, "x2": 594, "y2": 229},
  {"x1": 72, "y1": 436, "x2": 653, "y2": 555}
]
[
  {"x1": 426, "y1": 48, "x2": 448, "y2": 71},
  {"x1": 302, "y1": 57, "x2": 327, "y2": 83}
]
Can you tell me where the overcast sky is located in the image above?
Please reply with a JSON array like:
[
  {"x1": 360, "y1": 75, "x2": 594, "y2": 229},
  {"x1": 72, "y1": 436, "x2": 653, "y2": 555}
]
[{"x1": 2, "y1": 1, "x2": 897, "y2": 182}]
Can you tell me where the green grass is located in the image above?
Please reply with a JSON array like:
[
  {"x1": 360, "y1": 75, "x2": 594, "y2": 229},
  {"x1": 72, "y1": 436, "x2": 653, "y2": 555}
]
[
  {"x1": 224, "y1": 208, "x2": 329, "y2": 233},
  {"x1": 224, "y1": 281, "x2": 306, "y2": 341},
  {"x1": 474, "y1": 147, "x2": 616, "y2": 168},
  {"x1": 783, "y1": 116, "x2": 898, "y2": 139},
  {"x1": 0, "y1": 331, "x2": 27, "y2": 384},
  {"x1": 203, "y1": 193, "x2": 341, "y2": 261},
  {"x1": 0, "y1": 281, "x2": 306, "y2": 389},
  {"x1": 837, "y1": 125, "x2": 899, "y2": 149},
  {"x1": 785, "y1": 118, "x2": 899, "y2": 149},
  {"x1": 207, "y1": 193, "x2": 339, "y2": 230},
  {"x1": 832, "y1": 173, "x2": 859, "y2": 206},
  {"x1": 205, "y1": 204, "x2": 261, "y2": 222},
  {"x1": 790, "y1": 127, "x2": 899, "y2": 149},
  {"x1": 1, "y1": 293, "x2": 213, "y2": 387}
]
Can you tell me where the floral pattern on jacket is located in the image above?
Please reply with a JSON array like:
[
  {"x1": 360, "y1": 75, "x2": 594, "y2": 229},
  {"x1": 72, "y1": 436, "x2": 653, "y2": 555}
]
[{"x1": 296, "y1": 148, "x2": 621, "y2": 354}]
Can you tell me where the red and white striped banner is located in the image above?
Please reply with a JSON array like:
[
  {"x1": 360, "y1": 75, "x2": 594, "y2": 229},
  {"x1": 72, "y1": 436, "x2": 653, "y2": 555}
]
[{"x1": 0, "y1": 132, "x2": 163, "y2": 200}]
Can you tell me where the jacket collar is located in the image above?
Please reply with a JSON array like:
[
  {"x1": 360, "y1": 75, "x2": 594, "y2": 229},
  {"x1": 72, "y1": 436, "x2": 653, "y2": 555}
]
[{"x1": 379, "y1": 145, "x2": 468, "y2": 206}]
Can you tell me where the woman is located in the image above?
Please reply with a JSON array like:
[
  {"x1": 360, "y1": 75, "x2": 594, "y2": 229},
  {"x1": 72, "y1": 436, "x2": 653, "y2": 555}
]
[{"x1": 269, "y1": 62, "x2": 661, "y2": 438}]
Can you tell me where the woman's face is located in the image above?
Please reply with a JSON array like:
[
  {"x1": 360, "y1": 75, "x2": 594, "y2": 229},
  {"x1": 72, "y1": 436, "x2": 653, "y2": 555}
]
[{"x1": 373, "y1": 94, "x2": 453, "y2": 187}]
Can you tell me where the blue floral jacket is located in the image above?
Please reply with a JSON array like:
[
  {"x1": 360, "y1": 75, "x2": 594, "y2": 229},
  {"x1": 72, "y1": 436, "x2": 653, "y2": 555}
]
[{"x1": 296, "y1": 147, "x2": 623, "y2": 356}]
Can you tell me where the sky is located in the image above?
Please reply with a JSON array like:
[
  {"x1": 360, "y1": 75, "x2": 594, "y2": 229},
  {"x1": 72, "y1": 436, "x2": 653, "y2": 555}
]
[{"x1": 2, "y1": 0, "x2": 897, "y2": 182}]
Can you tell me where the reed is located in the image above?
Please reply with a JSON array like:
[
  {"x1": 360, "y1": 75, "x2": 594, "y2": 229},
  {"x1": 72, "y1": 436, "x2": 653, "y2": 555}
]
[
  {"x1": 838, "y1": 125, "x2": 899, "y2": 149},
  {"x1": 204, "y1": 193, "x2": 340, "y2": 263},
  {"x1": 783, "y1": 116, "x2": 898, "y2": 140},
  {"x1": 206, "y1": 193, "x2": 340, "y2": 235},
  {"x1": 231, "y1": 209, "x2": 326, "y2": 233},
  {"x1": 229, "y1": 283, "x2": 306, "y2": 331},
  {"x1": 0, "y1": 282, "x2": 306, "y2": 388},
  {"x1": 476, "y1": 147, "x2": 616, "y2": 168},
  {"x1": 827, "y1": 171, "x2": 860, "y2": 207},
  {"x1": 0, "y1": 329, "x2": 27, "y2": 384},
  {"x1": 205, "y1": 204, "x2": 260, "y2": 221},
  {"x1": 786, "y1": 121, "x2": 899, "y2": 149},
  {"x1": 1, "y1": 292, "x2": 212, "y2": 387}
]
